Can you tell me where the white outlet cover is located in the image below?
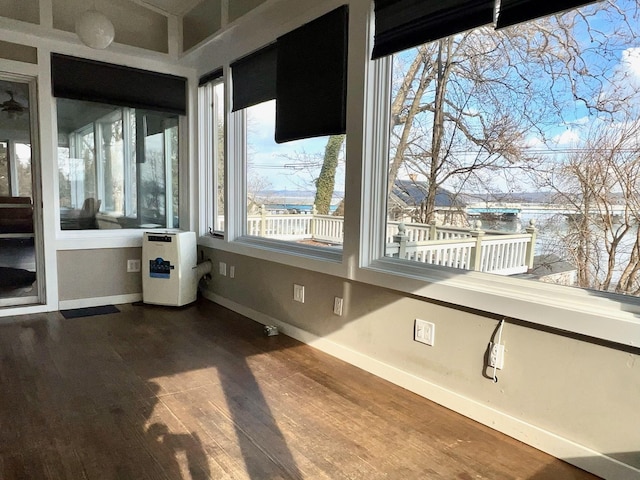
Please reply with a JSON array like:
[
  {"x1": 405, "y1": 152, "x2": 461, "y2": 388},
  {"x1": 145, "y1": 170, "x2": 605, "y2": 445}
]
[
  {"x1": 127, "y1": 259, "x2": 141, "y2": 272},
  {"x1": 293, "y1": 284, "x2": 305, "y2": 303},
  {"x1": 489, "y1": 343, "x2": 505, "y2": 369},
  {"x1": 414, "y1": 319, "x2": 435, "y2": 346},
  {"x1": 333, "y1": 297, "x2": 343, "y2": 315}
]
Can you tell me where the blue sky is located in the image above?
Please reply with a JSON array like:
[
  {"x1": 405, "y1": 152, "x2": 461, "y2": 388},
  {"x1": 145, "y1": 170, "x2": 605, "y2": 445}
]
[{"x1": 246, "y1": 100, "x2": 345, "y2": 193}]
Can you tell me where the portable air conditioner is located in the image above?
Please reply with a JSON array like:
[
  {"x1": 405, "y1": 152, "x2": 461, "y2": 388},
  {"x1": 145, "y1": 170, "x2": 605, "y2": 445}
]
[{"x1": 142, "y1": 231, "x2": 198, "y2": 306}]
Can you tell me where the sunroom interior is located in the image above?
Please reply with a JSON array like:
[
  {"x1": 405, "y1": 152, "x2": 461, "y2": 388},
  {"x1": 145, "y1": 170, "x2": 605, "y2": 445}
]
[{"x1": 0, "y1": 0, "x2": 638, "y2": 479}]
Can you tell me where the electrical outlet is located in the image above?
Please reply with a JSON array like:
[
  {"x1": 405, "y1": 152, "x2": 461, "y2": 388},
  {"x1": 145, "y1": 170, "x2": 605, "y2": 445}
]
[
  {"x1": 414, "y1": 319, "x2": 435, "y2": 346},
  {"x1": 489, "y1": 342, "x2": 505, "y2": 369},
  {"x1": 219, "y1": 262, "x2": 227, "y2": 276},
  {"x1": 333, "y1": 297, "x2": 343, "y2": 316},
  {"x1": 230, "y1": 266, "x2": 235, "y2": 278},
  {"x1": 293, "y1": 284, "x2": 305, "y2": 303},
  {"x1": 127, "y1": 259, "x2": 141, "y2": 272}
]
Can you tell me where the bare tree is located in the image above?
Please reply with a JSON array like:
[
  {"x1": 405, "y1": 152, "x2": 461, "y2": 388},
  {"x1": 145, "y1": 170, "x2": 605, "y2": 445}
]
[
  {"x1": 314, "y1": 134, "x2": 345, "y2": 214},
  {"x1": 544, "y1": 118, "x2": 640, "y2": 293}
]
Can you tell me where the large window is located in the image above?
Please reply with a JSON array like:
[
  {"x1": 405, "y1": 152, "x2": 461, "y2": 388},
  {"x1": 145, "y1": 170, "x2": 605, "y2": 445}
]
[
  {"x1": 231, "y1": 6, "x2": 348, "y2": 251},
  {"x1": 375, "y1": 0, "x2": 640, "y2": 298},
  {"x1": 57, "y1": 98, "x2": 179, "y2": 230}
]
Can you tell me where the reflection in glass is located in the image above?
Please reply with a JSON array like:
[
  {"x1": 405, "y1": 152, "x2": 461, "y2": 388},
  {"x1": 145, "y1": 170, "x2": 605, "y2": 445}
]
[{"x1": 56, "y1": 98, "x2": 179, "y2": 230}]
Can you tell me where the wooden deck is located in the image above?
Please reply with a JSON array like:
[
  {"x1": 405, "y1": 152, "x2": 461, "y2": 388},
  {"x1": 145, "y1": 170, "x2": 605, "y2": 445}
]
[{"x1": 0, "y1": 299, "x2": 599, "y2": 479}]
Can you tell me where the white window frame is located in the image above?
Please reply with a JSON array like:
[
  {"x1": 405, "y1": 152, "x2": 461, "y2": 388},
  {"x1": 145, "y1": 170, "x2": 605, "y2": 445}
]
[
  {"x1": 358, "y1": 54, "x2": 640, "y2": 349},
  {"x1": 198, "y1": 78, "x2": 225, "y2": 237}
]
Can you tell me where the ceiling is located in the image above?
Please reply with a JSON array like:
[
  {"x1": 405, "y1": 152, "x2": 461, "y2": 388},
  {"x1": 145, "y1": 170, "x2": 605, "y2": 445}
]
[{"x1": 131, "y1": 0, "x2": 205, "y2": 16}]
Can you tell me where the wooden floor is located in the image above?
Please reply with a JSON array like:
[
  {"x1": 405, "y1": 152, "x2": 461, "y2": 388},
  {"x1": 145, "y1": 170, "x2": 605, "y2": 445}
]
[{"x1": 0, "y1": 299, "x2": 599, "y2": 479}]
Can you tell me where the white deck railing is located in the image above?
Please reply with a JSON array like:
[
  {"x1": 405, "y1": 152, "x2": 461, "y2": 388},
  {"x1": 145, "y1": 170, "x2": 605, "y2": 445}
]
[{"x1": 243, "y1": 207, "x2": 537, "y2": 275}]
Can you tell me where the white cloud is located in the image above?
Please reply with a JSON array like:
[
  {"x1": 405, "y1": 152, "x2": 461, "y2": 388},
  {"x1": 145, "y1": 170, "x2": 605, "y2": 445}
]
[
  {"x1": 620, "y1": 47, "x2": 640, "y2": 80},
  {"x1": 247, "y1": 99, "x2": 276, "y2": 127},
  {"x1": 552, "y1": 129, "x2": 580, "y2": 145}
]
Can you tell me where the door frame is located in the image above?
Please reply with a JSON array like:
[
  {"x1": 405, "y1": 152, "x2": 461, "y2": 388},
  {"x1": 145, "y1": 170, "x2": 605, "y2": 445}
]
[{"x1": 0, "y1": 72, "x2": 45, "y2": 309}]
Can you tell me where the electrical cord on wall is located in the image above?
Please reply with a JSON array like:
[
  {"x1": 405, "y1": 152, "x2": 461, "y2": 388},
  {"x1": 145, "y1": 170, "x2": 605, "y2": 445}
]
[{"x1": 493, "y1": 318, "x2": 505, "y2": 383}]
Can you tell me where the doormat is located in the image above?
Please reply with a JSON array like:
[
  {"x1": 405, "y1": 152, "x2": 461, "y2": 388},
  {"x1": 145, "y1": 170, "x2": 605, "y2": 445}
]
[{"x1": 60, "y1": 305, "x2": 120, "y2": 319}]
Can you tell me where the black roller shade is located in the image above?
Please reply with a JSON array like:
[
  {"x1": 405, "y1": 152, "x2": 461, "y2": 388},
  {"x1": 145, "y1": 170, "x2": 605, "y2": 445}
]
[
  {"x1": 372, "y1": 0, "x2": 495, "y2": 59},
  {"x1": 275, "y1": 5, "x2": 348, "y2": 143},
  {"x1": 231, "y1": 44, "x2": 277, "y2": 112},
  {"x1": 51, "y1": 53, "x2": 187, "y2": 115},
  {"x1": 199, "y1": 67, "x2": 223, "y2": 86},
  {"x1": 496, "y1": 0, "x2": 601, "y2": 29}
]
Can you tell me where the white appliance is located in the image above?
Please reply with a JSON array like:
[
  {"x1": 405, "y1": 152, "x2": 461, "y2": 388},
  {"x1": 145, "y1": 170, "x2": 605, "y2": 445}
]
[{"x1": 142, "y1": 231, "x2": 198, "y2": 306}]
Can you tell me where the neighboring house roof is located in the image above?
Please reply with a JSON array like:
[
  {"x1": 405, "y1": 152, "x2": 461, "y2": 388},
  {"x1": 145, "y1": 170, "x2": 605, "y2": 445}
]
[{"x1": 390, "y1": 179, "x2": 464, "y2": 209}]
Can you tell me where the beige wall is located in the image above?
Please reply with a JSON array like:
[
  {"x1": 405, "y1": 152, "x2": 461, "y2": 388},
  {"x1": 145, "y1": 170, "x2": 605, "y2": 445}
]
[
  {"x1": 0, "y1": 0, "x2": 39, "y2": 24},
  {"x1": 200, "y1": 246, "x2": 640, "y2": 472},
  {"x1": 183, "y1": 0, "x2": 222, "y2": 51},
  {"x1": 0, "y1": 40, "x2": 37, "y2": 64},
  {"x1": 57, "y1": 248, "x2": 142, "y2": 301}
]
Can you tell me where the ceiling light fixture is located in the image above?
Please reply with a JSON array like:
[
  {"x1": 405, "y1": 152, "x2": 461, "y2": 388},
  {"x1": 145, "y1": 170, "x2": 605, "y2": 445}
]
[
  {"x1": 75, "y1": 9, "x2": 115, "y2": 49},
  {"x1": 1, "y1": 91, "x2": 26, "y2": 120}
]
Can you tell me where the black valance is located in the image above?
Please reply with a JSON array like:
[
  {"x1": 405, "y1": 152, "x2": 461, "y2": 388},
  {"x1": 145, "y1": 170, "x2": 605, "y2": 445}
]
[
  {"x1": 496, "y1": 0, "x2": 600, "y2": 29},
  {"x1": 275, "y1": 5, "x2": 348, "y2": 143},
  {"x1": 372, "y1": 0, "x2": 495, "y2": 59},
  {"x1": 51, "y1": 53, "x2": 187, "y2": 116},
  {"x1": 230, "y1": 44, "x2": 277, "y2": 112},
  {"x1": 198, "y1": 67, "x2": 223, "y2": 86}
]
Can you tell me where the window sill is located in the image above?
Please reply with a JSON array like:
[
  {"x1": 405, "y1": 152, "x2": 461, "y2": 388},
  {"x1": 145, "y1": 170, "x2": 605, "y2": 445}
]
[
  {"x1": 357, "y1": 258, "x2": 640, "y2": 349},
  {"x1": 56, "y1": 228, "x2": 182, "y2": 250},
  {"x1": 198, "y1": 234, "x2": 346, "y2": 277}
]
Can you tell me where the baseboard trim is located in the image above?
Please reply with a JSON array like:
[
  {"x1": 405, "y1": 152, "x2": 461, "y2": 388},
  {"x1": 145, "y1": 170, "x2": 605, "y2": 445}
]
[
  {"x1": 58, "y1": 293, "x2": 142, "y2": 310},
  {"x1": 203, "y1": 291, "x2": 638, "y2": 480}
]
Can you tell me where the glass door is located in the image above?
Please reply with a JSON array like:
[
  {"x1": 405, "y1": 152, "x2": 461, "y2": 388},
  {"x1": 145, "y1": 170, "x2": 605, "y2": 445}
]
[{"x1": 0, "y1": 78, "x2": 42, "y2": 307}]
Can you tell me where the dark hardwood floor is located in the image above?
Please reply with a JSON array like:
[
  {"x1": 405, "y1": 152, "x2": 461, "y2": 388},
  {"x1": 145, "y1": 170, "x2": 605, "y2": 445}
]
[{"x1": 0, "y1": 299, "x2": 599, "y2": 479}]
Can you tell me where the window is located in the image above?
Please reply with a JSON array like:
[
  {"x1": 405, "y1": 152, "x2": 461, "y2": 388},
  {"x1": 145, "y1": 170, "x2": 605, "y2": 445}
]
[
  {"x1": 198, "y1": 76, "x2": 225, "y2": 236},
  {"x1": 373, "y1": 0, "x2": 640, "y2": 299},
  {"x1": 57, "y1": 98, "x2": 179, "y2": 230},
  {"x1": 231, "y1": 6, "x2": 348, "y2": 251},
  {"x1": 243, "y1": 99, "x2": 345, "y2": 247}
]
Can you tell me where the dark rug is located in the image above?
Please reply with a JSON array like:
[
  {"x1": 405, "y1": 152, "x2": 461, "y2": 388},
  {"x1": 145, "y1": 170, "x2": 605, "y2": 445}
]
[
  {"x1": 60, "y1": 305, "x2": 120, "y2": 319},
  {"x1": 0, "y1": 267, "x2": 36, "y2": 288}
]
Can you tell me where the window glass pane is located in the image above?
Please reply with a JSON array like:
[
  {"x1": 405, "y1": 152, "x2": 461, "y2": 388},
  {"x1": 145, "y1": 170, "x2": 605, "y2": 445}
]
[
  {"x1": 245, "y1": 100, "x2": 345, "y2": 248},
  {"x1": 382, "y1": 0, "x2": 640, "y2": 296},
  {"x1": 0, "y1": 142, "x2": 8, "y2": 196},
  {"x1": 56, "y1": 98, "x2": 179, "y2": 230},
  {"x1": 97, "y1": 112, "x2": 123, "y2": 214},
  {"x1": 198, "y1": 80, "x2": 225, "y2": 235},
  {"x1": 15, "y1": 143, "x2": 31, "y2": 198},
  {"x1": 214, "y1": 82, "x2": 225, "y2": 233}
]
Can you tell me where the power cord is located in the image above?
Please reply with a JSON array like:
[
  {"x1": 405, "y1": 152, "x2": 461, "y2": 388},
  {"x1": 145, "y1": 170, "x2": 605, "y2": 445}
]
[{"x1": 492, "y1": 318, "x2": 505, "y2": 383}]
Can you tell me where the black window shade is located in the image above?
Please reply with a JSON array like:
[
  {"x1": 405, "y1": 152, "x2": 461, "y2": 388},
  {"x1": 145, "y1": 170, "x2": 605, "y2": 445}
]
[
  {"x1": 199, "y1": 67, "x2": 223, "y2": 86},
  {"x1": 496, "y1": 0, "x2": 601, "y2": 29},
  {"x1": 231, "y1": 44, "x2": 277, "y2": 112},
  {"x1": 275, "y1": 5, "x2": 349, "y2": 143},
  {"x1": 51, "y1": 53, "x2": 187, "y2": 116},
  {"x1": 372, "y1": 0, "x2": 495, "y2": 59}
]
